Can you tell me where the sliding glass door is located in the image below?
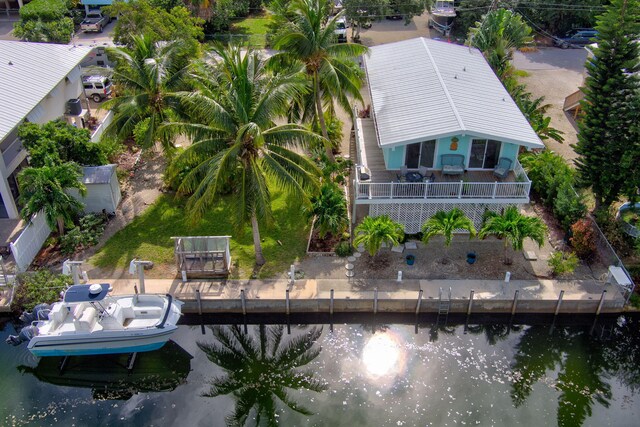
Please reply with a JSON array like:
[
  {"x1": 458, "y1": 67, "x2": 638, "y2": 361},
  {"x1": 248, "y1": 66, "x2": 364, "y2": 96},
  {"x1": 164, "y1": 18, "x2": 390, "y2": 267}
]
[
  {"x1": 405, "y1": 140, "x2": 436, "y2": 169},
  {"x1": 469, "y1": 139, "x2": 501, "y2": 169}
]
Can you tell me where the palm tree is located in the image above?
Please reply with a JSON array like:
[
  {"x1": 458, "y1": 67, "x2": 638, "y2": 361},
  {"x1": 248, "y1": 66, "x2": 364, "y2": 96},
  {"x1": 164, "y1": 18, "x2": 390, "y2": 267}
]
[
  {"x1": 198, "y1": 325, "x2": 327, "y2": 426},
  {"x1": 421, "y1": 208, "x2": 476, "y2": 263},
  {"x1": 103, "y1": 34, "x2": 190, "y2": 153},
  {"x1": 478, "y1": 206, "x2": 547, "y2": 264},
  {"x1": 353, "y1": 215, "x2": 404, "y2": 257},
  {"x1": 166, "y1": 44, "x2": 322, "y2": 266},
  {"x1": 17, "y1": 161, "x2": 86, "y2": 236},
  {"x1": 467, "y1": 8, "x2": 534, "y2": 79},
  {"x1": 271, "y1": 0, "x2": 368, "y2": 160},
  {"x1": 304, "y1": 183, "x2": 348, "y2": 238}
]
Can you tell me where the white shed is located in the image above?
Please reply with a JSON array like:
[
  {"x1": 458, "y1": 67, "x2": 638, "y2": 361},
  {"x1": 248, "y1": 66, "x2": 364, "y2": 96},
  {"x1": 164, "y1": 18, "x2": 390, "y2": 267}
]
[{"x1": 69, "y1": 164, "x2": 121, "y2": 214}]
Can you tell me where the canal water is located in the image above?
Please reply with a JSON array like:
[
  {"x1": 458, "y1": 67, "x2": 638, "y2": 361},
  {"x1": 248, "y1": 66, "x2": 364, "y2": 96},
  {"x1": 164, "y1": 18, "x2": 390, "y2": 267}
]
[{"x1": 0, "y1": 315, "x2": 638, "y2": 426}]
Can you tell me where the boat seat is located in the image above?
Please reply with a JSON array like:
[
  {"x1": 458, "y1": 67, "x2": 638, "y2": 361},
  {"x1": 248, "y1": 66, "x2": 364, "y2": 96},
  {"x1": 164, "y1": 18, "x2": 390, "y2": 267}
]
[
  {"x1": 48, "y1": 304, "x2": 67, "y2": 323},
  {"x1": 76, "y1": 307, "x2": 98, "y2": 331}
]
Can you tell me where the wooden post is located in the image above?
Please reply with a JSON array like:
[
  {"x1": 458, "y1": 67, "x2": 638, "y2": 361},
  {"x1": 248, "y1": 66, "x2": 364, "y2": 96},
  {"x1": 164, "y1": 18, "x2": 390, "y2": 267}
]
[
  {"x1": 196, "y1": 289, "x2": 202, "y2": 316},
  {"x1": 467, "y1": 290, "x2": 474, "y2": 316},
  {"x1": 554, "y1": 290, "x2": 564, "y2": 316},
  {"x1": 240, "y1": 289, "x2": 246, "y2": 316},
  {"x1": 596, "y1": 290, "x2": 607, "y2": 316},
  {"x1": 415, "y1": 289, "x2": 423, "y2": 315},
  {"x1": 330, "y1": 289, "x2": 334, "y2": 315},
  {"x1": 286, "y1": 289, "x2": 290, "y2": 315},
  {"x1": 511, "y1": 290, "x2": 519, "y2": 316},
  {"x1": 373, "y1": 288, "x2": 378, "y2": 314}
]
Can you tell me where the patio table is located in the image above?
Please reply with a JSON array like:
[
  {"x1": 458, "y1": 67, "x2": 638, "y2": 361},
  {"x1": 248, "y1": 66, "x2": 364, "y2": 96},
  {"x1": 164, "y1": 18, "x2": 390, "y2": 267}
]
[{"x1": 405, "y1": 172, "x2": 423, "y2": 182}]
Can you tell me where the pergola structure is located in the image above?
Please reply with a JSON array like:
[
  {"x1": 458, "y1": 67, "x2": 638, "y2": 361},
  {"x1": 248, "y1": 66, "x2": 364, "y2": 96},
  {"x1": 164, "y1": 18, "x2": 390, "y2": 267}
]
[{"x1": 171, "y1": 236, "x2": 231, "y2": 279}]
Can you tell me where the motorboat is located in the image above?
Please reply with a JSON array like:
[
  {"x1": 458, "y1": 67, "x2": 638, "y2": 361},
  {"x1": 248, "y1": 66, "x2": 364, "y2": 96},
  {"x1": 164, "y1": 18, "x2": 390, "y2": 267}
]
[
  {"x1": 430, "y1": 0, "x2": 457, "y2": 36},
  {"x1": 14, "y1": 284, "x2": 183, "y2": 357}
]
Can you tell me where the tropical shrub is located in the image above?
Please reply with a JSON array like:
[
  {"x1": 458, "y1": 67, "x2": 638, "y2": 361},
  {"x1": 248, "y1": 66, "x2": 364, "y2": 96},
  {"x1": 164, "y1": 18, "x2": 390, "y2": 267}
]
[
  {"x1": 548, "y1": 251, "x2": 579, "y2": 276},
  {"x1": 12, "y1": 270, "x2": 72, "y2": 311},
  {"x1": 594, "y1": 209, "x2": 636, "y2": 257},
  {"x1": 18, "y1": 120, "x2": 107, "y2": 167},
  {"x1": 59, "y1": 213, "x2": 108, "y2": 255},
  {"x1": 421, "y1": 208, "x2": 476, "y2": 262},
  {"x1": 305, "y1": 183, "x2": 348, "y2": 239},
  {"x1": 13, "y1": 0, "x2": 74, "y2": 44},
  {"x1": 553, "y1": 182, "x2": 587, "y2": 230},
  {"x1": 334, "y1": 241, "x2": 354, "y2": 257},
  {"x1": 354, "y1": 215, "x2": 404, "y2": 257},
  {"x1": 479, "y1": 206, "x2": 547, "y2": 264},
  {"x1": 569, "y1": 219, "x2": 597, "y2": 260}
]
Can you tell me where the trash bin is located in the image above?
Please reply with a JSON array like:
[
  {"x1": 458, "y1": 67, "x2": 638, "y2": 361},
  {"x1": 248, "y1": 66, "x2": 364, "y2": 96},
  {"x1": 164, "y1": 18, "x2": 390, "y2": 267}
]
[
  {"x1": 466, "y1": 252, "x2": 477, "y2": 264},
  {"x1": 406, "y1": 255, "x2": 415, "y2": 265}
]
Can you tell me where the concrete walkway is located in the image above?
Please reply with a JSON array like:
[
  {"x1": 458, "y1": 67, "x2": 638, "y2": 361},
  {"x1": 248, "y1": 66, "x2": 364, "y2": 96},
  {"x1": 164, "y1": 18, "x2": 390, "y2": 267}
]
[{"x1": 93, "y1": 279, "x2": 624, "y2": 313}]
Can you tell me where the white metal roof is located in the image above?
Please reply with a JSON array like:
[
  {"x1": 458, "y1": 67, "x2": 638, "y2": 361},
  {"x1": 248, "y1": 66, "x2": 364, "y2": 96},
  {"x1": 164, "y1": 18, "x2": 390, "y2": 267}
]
[
  {"x1": 364, "y1": 38, "x2": 544, "y2": 149},
  {"x1": 0, "y1": 41, "x2": 93, "y2": 143}
]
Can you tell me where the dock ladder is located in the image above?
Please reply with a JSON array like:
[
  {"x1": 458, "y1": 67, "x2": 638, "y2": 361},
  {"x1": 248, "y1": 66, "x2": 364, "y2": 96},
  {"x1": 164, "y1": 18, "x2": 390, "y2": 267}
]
[{"x1": 437, "y1": 287, "x2": 451, "y2": 325}]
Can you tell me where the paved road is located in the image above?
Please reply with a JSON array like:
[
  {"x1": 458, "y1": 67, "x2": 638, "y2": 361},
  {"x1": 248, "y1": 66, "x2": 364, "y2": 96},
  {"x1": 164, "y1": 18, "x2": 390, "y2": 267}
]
[{"x1": 513, "y1": 48, "x2": 588, "y2": 163}]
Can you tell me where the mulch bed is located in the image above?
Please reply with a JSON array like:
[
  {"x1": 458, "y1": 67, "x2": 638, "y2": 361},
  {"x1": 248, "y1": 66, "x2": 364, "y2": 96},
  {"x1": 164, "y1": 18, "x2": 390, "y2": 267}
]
[
  {"x1": 308, "y1": 230, "x2": 341, "y2": 253},
  {"x1": 529, "y1": 196, "x2": 566, "y2": 250}
]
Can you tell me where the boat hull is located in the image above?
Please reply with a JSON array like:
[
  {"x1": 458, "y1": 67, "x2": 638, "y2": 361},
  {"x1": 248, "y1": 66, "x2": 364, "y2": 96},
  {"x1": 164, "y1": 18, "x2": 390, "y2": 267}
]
[{"x1": 27, "y1": 326, "x2": 178, "y2": 357}]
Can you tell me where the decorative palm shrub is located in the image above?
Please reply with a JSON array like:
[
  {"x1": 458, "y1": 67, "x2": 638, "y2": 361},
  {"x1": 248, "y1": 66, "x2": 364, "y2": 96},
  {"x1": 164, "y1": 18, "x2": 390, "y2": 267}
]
[
  {"x1": 305, "y1": 183, "x2": 348, "y2": 239},
  {"x1": 421, "y1": 208, "x2": 476, "y2": 263},
  {"x1": 478, "y1": 206, "x2": 547, "y2": 265},
  {"x1": 354, "y1": 215, "x2": 404, "y2": 257}
]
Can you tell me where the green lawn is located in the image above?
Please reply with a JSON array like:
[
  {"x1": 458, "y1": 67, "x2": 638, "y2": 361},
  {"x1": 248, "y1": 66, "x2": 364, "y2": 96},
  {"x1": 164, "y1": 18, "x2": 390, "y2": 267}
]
[
  {"x1": 90, "y1": 186, "x2": 310, "y2": 279},
  {"x1": 229, "y1": 14, "x2": 273, "y2": 48}
]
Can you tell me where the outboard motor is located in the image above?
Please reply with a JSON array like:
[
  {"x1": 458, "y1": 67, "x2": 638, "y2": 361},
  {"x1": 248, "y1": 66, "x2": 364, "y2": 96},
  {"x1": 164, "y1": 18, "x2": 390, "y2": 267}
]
[
  {"x1": 6, "y1": 325, "x2": 38, "y2": 346},
  {"x1": 19, "y1": 304, "x2": 52, "y2": 324}
]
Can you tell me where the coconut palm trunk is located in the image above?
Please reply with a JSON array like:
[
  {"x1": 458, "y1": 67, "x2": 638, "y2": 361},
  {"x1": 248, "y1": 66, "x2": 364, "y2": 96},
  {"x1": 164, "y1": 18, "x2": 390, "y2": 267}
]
[
  {"x1": 251, "y1": 213, "x2": 266, "y2": 266},
  {"x1": 313, "y1": 72, "x2": 335, "y2": 161},
  {"x1": 56, "y1": 217, "x2": 66, "y2": 236}
]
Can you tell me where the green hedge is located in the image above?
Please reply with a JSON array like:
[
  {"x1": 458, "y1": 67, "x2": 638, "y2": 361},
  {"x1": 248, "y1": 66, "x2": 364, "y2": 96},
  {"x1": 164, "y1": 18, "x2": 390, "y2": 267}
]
[
  {"x1": 520, "y1": 151, "x2": 587, "y2": 230},
  {"x1": 19, "y1": 0, "x2": 68, "y2": 21},
  {"x1": 12, "y1": 270, "x2": 72, "y2": 312}
]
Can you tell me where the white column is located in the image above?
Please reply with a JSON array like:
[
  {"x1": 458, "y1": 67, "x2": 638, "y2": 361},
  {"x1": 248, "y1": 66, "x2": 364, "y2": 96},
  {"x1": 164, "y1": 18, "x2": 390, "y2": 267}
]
[
  {"x1": 0, "y1": 157, "x2": 19, "y2": 219},
  {"x1": 17, "y1": 0, "x2": 24, "y2": 8}
]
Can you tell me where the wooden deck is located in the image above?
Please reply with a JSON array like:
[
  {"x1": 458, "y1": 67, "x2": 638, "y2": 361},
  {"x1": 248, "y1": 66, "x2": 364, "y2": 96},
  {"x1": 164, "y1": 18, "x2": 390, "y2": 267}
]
[{"x1": 354, "y1": 118, "x2": 530, "y2": 202}]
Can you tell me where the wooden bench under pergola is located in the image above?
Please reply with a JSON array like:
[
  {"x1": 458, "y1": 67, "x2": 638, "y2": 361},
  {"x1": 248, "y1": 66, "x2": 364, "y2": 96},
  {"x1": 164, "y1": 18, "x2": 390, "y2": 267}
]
[{"x1": 171, "y1": 236, "x2": 231, "y2": 279}]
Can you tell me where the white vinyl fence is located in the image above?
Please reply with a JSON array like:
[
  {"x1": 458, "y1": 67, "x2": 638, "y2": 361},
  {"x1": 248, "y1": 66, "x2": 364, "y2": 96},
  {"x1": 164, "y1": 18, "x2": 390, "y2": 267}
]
[{"x1": 10, "y1": 212, "x2": 51, "y2": 272}]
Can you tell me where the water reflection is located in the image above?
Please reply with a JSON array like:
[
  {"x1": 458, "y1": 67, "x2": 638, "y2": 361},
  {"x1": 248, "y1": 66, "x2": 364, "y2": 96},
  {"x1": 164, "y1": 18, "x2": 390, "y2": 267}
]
[
  {"x1": 198, "y1": 325, "x2": 327, "y2": 426},
  {"x1": 17, "y1": 340, "x2": 192, "y2": 400},
  {"x1": 362, "y1": 332, "x2": 406, "y2": 378}
]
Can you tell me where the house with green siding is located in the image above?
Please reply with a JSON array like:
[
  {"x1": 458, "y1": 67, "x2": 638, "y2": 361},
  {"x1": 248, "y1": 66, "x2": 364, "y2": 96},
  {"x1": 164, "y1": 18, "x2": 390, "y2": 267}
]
[{"x1": 353, "y1": 37, "x2": 544, "y2": 233}]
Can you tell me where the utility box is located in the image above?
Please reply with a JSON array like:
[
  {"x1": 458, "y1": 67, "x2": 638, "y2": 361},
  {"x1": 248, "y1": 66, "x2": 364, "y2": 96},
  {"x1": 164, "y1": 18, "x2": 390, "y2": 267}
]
[{"x1": 66, "y1": 98, "x2": 82, "y2": 116}]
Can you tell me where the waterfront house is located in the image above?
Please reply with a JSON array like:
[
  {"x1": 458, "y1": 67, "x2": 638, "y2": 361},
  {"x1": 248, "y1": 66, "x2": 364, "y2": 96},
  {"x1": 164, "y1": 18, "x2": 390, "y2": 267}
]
[
  {"x1": 0, "y1": 41, "x2": 93, "y2": 219},
  {"x1": 354, "y1": 37, "x2": 544, "y2": 233}
]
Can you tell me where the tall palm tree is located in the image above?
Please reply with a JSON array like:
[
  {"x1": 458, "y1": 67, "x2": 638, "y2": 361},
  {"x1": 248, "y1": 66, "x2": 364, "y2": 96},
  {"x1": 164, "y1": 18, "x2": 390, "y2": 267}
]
[
  {"x1": 478, "y1": 206, "x2": 547, "y2": 264},
  {"x1": 467, "y1": 8, "x2": 534, "y2": 80},
  {"x1": 421, "y1": 208, "x2": 476, "y2": 263},
  {"x1": 17, "y1": 161, "x2": 86, "y2": 236},
  {"x1": 198, "y1": 325, "x2": 327, "y2": 426},
  {"x1": 166, "y1": 44, "x2": 322, "y2": 266},
  {"x1": 353, "y1": 215, "x2": 404, "y2": 257},
  {"x1": 271, "y1": 0, "x2": 368, "y2": 160},
  {"x1": 103, "y1": 34, "x2": 190, "y2": 153}
]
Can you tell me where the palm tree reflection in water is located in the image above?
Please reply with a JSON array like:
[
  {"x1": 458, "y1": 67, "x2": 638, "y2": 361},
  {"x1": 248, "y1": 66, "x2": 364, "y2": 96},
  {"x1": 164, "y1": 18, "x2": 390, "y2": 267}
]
[{"x1": 198, "y1": 325, "x2": 327, "y2": 426}]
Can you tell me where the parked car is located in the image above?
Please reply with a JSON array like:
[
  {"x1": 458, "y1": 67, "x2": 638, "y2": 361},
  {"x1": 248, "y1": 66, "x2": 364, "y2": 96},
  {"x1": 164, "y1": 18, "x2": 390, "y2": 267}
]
[
  {"x1": 553, "y1": 29, "x2": 598, "y2": 49},
  {"x1": 82, "y1": 75, "x2": 112, "y2": 103},
  {"x1": 80, "y1": 10, "x2": 111, "y2": 33},
  {"x1": 334, "y1": 17, "x2": 348, "y2": 43}
]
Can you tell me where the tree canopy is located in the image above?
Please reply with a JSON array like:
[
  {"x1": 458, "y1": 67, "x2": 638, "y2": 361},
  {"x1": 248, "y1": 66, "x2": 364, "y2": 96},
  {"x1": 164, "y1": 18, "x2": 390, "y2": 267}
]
[
  {"x1": 13, "y1": 0, "x2": 74, "y2": 44},
  {"x1": 573, "y1": 0, "x2": 640, "y2": 209},
  {"x1": 18, "y1": 120, "x2": 107, "y2": 168}
]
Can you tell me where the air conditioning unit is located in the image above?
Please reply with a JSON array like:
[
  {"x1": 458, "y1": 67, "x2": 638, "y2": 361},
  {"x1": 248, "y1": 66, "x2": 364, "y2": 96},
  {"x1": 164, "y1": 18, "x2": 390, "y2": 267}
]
[{"x1": 66, "y1": 98, "x2": 82, "y2": 116}]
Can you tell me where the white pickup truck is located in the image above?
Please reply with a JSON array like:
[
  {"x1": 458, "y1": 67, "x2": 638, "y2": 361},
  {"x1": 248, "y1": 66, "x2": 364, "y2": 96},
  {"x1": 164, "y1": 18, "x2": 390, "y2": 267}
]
[{"x1": 80, "y1": 11, "x2": 111, "y2": 33}]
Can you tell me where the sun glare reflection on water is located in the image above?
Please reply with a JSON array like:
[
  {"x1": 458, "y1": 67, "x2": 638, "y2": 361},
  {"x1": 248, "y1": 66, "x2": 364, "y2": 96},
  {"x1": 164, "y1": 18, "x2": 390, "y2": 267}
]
[{"x1": 361, "y1": 332, "x2": 406, "y2": 378}]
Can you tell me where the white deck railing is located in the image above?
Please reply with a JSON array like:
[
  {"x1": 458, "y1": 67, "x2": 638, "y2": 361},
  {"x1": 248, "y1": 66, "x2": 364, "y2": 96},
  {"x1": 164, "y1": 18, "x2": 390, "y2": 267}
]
[{"x1": 355, "y1": 161, "x2": 532, "y2": 202}]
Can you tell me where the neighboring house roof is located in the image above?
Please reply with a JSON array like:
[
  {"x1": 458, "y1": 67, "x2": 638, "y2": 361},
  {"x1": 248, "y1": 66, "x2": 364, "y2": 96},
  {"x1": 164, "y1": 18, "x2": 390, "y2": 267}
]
[
  {"x1": 0, "y1": 41, "x2": 93, "y2": 143},
  {"x1": 364, "y1": 37, "x2": 544, "y2": 149},
  {"x1": 81, "y1": 164, "x2": 117, "y2": 185}
]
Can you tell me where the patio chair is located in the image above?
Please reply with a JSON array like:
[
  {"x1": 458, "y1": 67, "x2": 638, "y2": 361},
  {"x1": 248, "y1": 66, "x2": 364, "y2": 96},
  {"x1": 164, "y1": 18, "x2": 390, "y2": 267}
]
[
  {"x1": 418, "y1": 166, "x2": 428, "y2": 176},
  {"x1": 440, "y1": 154, "x2": 465, "y2": 175},
  {"x1": 397, "y1": 165, "x2": 408, "y2": 181},
  {"x1": 493, "y1": 157, "x2": 512, "y2": 179},
  {"x1": 423, "y1": 172, "x2": 436, "y2": 183}
]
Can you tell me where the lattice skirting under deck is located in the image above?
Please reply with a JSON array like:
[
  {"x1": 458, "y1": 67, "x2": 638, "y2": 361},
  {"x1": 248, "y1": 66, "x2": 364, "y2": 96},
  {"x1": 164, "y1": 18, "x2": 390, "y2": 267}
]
[{"x1": 368, "y1": 203, "x2": 520, "y2": 234}]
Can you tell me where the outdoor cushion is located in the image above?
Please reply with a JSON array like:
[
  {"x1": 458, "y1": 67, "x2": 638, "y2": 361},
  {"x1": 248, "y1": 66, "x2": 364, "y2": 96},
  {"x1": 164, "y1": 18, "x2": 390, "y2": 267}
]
[
  {"x1": 441, "y1": 154, "x2": 465, "y2": 175},
  {"x1": 493, "y1": 157, "x2": 512, "y2": 179}
]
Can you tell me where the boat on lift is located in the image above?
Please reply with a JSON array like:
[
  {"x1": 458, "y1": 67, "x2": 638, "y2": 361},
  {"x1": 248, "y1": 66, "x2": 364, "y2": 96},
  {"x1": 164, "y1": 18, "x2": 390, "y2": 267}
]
[
  {"x1": 8, "y1": 284, "x2": 183, "y2": 357},
  {"x1": 429, "y1": 0, "x2": 457, "y2": 36}
]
